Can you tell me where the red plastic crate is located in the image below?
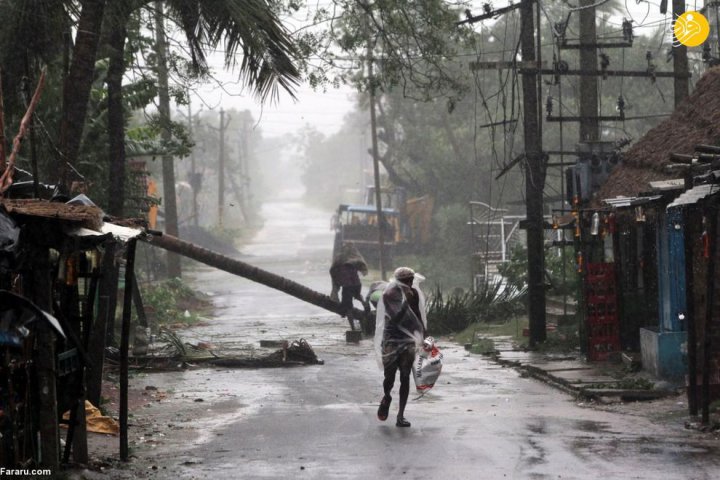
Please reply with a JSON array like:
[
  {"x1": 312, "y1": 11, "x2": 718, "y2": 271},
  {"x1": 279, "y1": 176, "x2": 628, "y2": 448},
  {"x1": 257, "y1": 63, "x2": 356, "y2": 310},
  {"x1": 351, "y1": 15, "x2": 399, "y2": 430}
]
[{"x1": 584, "y1": 262, "x2": 620, "y2": 361}]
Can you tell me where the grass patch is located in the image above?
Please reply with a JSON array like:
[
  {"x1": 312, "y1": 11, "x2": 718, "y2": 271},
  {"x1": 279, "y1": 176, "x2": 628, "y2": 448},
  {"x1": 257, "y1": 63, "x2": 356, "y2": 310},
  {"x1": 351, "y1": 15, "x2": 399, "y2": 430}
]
[
  {"x1": 426, "y1": 284, "x2": 527, "y2": 336},
  {"x1": 139, "y1": 277, "x2": 212, "y2": 328},
  {"x1": 455, "y1": 316, "x2": 529, "y2": 345},
  {"x1": 455, "y1": 316, "x2": 581, "y2": 356}
]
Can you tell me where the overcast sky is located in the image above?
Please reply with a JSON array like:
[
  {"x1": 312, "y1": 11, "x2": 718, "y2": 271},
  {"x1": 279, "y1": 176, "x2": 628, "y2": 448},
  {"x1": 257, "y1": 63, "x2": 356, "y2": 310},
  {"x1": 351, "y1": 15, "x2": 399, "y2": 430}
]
[{"x1": 187, "y1": 1, "x2": 700, "y2": 140}]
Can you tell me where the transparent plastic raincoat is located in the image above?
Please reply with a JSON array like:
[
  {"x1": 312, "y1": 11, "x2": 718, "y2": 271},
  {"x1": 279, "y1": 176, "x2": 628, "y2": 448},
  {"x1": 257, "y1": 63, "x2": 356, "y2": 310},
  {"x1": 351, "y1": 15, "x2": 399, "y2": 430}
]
[{"x1": 373, "y1": 275, "x2": 427, "y2": 369}]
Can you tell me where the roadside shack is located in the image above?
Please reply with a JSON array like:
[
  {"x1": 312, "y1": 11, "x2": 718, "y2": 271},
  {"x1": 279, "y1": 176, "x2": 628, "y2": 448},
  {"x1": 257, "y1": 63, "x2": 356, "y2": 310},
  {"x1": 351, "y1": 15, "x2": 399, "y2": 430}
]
[
  {"x1": 576, "y1": 67, "x2": 720, "y2": 421},
  {"x1": 0, "y1": 198, "x2": 141, "y2": 470}
]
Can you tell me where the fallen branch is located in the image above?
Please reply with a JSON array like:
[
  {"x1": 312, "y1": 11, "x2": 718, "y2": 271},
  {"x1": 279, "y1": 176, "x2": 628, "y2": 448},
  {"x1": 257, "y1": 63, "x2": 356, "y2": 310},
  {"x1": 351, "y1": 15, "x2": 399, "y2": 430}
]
[{"x1": 0, "y1": 68, "x2": 47, "y2": 195}]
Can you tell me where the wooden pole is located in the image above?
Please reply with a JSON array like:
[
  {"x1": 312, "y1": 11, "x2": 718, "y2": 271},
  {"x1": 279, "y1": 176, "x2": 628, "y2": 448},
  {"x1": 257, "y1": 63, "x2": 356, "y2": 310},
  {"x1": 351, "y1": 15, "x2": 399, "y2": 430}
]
[
  {"x1": 520, "y1": 0, "x2": 546, "y2": 346},
  {"x1": 702, "y1": 201, "x2": 717, "y2": 425},
  {"x1": 672, "y1": 0, "x2": 690, "y2": 106},
  {"x1": 131, "y1": 270, "x2": 149, "y2": 356},
  {"x1": 683, "y1": 206, "x2": 698, "y2": 416},
  {"x1": 578, "y1": 0, "x2": 599, "y2": 142},
  {"x1": 86, "y1": 242, "x2": 117, "y2": 407},
  {"x1": 119, "y1": 239, "x2": 137, "y2": 460},
  {"x1": 31, "y1": 245, "x2": 59, "y2": 470},
  {"x1": 367, "y1": 39, "x2": 386, "y2": 280},
  {"x1": 219, "y1": 108, "x2": 226, "y2": 227}
]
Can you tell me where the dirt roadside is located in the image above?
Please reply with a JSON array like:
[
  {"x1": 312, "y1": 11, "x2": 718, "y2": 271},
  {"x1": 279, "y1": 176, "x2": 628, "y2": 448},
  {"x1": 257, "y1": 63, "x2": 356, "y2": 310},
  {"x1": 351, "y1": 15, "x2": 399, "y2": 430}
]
[{"x1": 66, "y1": 369, "x2": 243, "y2": 479}]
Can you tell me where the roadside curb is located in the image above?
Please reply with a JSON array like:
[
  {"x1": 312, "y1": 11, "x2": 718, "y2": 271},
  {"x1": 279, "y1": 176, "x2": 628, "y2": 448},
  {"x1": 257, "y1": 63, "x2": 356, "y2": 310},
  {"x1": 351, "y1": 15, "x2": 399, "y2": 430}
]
[
  {"x1": 489, "y1": 354, "x2": 584, "y2": 399},
  {"x1": 483, "y1": 350, "x2": 680, "y2": 404}
]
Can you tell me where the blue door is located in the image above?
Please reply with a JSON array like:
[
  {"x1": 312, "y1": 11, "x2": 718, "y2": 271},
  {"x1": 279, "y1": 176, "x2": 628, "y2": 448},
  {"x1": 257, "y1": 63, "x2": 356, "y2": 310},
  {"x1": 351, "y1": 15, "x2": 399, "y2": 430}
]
[{"x1": 657, "y1": 208, "x2": 686, "y2": 332}]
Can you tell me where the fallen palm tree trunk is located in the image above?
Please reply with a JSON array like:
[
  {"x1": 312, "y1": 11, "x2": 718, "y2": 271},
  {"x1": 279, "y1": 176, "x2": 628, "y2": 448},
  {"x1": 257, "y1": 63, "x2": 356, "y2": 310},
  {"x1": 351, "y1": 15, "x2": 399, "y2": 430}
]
[{"x1": 142, "y1": 233, "x2": 368, "y2": 322}]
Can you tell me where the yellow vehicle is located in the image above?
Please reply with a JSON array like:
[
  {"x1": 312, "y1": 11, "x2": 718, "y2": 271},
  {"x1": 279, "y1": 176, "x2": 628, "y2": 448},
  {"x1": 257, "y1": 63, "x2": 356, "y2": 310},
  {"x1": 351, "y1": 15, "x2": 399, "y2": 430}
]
[{"x1": 331, "y1": 187, "x2": 434, "y2": 267}]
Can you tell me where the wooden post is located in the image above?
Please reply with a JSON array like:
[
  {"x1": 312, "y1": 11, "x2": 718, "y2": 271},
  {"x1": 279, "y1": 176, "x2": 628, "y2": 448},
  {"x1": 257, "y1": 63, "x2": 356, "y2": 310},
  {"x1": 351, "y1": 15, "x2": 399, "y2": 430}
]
[
  {"x1": 31, "y1": 246, "x2": 59, "y2": 470},
  {"x1": 672, "y1": 0, "x2": 690, "y2": 106},
  {"x1": 86, "y1": 242, "x2": 117, "y2": 407},
  {"x1": 72, "y1": 264, "x2": 100, "y2": 464},
  {"x1": 120, "y1": 239, "x2": 137, "y2": 460},
  {"x1": 578, "y1": 0, "x2": 599, "y2": 142},
  {"x1": 131, "y1": 270, "x2": 149, "y2": 356},
  {"x1": 684, "y1": 205, "x2": 698, "y2": 416},
  {"x1": 367, "y1": 39, "x2": 387, "y2": 280},
  {"x1": 702, "y1": 201, "x2": 717, "y2": 425},
  {"x1": 520, "y1": 0, "x2": 546, "y2": 346}
]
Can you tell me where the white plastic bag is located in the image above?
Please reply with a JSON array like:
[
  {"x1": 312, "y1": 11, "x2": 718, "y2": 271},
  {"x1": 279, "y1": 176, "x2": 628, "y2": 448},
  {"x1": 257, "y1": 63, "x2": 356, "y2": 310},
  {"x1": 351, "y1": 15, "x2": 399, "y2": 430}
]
[{"x1": 413, "y1": 336, "x2": 443, "y2": 394}]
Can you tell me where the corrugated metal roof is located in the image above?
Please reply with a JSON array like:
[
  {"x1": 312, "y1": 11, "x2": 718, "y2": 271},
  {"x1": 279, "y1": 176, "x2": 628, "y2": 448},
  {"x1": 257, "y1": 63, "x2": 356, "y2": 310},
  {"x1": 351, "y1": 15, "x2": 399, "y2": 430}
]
[
  {"x1": 667, "y1": 183, "x2": 719, "y2": 208},
  {"x1": 66, "y1": 222, "x2": 143, "y2": 243},
  {"x1": 345, "y1": 205, "x2": 397, "y2": 215},
  {"x1": 603, "y1": 195, "x2": 662, "y2": 208},
  {"x1": 649, "y1": 179, "x2": 685, "y2": 191}
]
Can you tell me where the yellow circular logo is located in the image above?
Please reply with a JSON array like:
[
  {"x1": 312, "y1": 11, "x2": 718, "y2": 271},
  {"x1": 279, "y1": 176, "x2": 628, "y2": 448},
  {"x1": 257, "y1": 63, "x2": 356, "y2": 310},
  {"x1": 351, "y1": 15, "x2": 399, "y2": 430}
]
[{"x1": 673, "y1": 11, "x2": 710, "y2": 47}]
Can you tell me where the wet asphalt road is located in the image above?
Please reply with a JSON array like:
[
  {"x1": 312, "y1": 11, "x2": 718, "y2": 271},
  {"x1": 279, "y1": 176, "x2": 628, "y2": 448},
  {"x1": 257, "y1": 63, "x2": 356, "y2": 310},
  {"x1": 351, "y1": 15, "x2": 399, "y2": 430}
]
[{"x1": 120, "y1": 191, "x2": 720, "y2": 480}]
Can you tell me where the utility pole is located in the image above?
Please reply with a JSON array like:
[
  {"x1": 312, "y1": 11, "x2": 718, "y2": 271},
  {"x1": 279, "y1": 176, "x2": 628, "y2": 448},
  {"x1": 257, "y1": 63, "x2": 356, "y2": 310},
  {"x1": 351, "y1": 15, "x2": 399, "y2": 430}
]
[
  {"x1": 672, "y1": 0, "x2": 690, "y2": 105},
  {"x1": 214, "y1": 108, "x2": 231, "y2": 227},
  {"x1": 154, "y1": 1, "x2": 181, "y2": 278},
  {"x1": 461, "y1": 1, "x2": 546, "y2": 345},
  {"x1": 367, "y1": 39, "x2": 387, "y2": 281},
  {"x1": 579, "y1": 0, "x2": 599, "y2": 142},
  {"x1": 219, "y1": 108, "x2": 225, "y2": 227},
  {"x1": 520, "y1": 0, "x2": 546, "y2": 346},
  {"x1": 187, "y1": 97, "x2": 199, "y2": 227},
  {"x1": 240, "y1": 114, "x2": 249, "y2": 214}
]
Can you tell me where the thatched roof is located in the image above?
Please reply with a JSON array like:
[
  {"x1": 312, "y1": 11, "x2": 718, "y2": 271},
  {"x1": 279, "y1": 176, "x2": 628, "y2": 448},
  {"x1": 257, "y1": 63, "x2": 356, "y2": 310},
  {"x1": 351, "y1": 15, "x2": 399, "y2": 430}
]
[
  {"x1": 1, "y1": 198, "x2": 103, "y2": 230},
  {"x1": 595, "y1": 66, "x2": 720, "y2": 200}
]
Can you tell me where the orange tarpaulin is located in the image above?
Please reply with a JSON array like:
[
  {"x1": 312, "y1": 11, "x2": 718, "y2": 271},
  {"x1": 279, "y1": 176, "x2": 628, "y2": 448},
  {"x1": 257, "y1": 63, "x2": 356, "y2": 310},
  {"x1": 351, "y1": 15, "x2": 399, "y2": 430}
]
[{"x1": 62, "y1": 400, "x2": 119, "y2": 435}]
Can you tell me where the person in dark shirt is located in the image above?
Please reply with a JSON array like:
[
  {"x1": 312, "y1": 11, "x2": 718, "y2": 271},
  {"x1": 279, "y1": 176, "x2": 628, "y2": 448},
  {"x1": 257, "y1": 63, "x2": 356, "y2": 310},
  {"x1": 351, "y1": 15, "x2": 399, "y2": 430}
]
[
  {"x1": 329, "y1": 242, "x2": 369, "y2": 330},
  {"x1": 374, "y1": 267, "x2": 427, "y2": 427}
]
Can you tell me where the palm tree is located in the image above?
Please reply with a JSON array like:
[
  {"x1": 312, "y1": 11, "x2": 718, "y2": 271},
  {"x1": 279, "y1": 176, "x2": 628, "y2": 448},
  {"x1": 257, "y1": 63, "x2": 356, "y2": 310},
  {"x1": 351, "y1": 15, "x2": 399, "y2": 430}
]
[
  {"x1": 144, "y1": 232, "x2": 367, "y2": 320},
  {"x1": 67, "y1": 0, "x2": 301, "y2": 210}
]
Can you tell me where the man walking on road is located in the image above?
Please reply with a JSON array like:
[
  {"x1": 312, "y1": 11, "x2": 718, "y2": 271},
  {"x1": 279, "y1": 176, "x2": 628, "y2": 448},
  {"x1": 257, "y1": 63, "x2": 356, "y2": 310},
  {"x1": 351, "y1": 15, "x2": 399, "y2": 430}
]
[{"x1": 374, "y1": 267, "x2": 427, "y2": 427}]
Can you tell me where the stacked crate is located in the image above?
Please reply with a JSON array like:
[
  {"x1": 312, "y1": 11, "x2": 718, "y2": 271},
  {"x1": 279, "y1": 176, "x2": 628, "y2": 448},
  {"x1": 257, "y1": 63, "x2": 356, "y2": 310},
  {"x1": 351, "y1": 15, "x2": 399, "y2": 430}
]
[{"x1": 585, "y1": 263, "x2": 621, "y2": 360}]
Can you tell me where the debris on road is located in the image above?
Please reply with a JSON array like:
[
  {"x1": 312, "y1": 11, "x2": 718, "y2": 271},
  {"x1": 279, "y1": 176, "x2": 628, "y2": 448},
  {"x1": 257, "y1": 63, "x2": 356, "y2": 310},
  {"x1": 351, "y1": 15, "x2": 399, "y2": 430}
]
[{"x1": 210, "y1": 339, "x2": 324, "y2": 368}]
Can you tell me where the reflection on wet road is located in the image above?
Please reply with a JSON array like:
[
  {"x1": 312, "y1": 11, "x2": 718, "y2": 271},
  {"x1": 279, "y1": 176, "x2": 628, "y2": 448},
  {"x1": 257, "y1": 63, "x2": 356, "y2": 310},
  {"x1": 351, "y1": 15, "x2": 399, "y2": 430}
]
[{"x1": 127, "y1": 195, "x2": 720, "y2": 480}]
